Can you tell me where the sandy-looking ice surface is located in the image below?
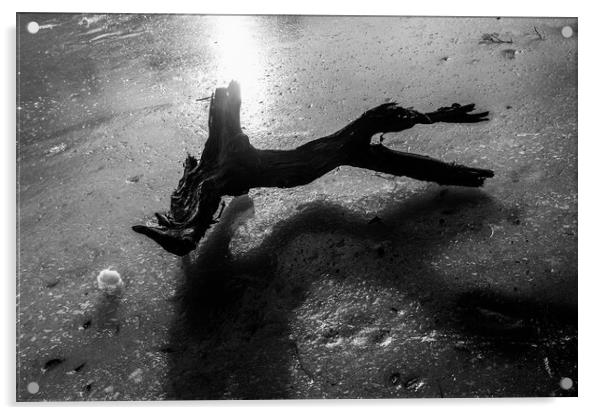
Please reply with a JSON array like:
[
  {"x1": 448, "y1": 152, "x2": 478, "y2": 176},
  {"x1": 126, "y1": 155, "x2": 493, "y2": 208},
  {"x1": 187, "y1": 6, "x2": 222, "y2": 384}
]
[{"x1": 17, "y1": 14, "x2": 577, "y2": 400}]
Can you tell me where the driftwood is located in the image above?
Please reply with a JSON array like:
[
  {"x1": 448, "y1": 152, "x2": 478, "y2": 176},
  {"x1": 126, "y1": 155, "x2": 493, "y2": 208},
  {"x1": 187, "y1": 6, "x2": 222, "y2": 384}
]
[{"x1": 133, "y1": 81, "x2": 494, "y2": 256}]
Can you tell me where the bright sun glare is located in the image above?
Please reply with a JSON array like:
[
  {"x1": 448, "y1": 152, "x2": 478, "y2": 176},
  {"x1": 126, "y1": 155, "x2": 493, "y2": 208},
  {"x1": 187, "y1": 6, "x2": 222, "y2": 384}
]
[{"x1": 211, "y1": 16, "x2": 265, "y2": 106}]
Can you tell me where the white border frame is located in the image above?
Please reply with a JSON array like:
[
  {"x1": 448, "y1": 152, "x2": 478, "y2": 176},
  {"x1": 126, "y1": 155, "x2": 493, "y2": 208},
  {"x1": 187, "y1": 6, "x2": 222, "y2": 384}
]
[{"x1": 4, "y1": 1, "x2": 598, "y2": 414}]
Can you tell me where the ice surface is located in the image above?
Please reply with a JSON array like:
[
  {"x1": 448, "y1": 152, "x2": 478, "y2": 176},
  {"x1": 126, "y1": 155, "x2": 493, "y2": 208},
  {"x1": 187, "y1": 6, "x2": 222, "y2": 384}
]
[{"x1": 17, "y1": 14, "x2": 577, "y2": 400}]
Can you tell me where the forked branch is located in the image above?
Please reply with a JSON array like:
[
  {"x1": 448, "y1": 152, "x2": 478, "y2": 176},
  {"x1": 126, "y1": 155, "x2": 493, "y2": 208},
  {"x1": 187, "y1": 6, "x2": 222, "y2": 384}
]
[{"x1": 133, "y1": 81, "x2": 494, "y2": 256}]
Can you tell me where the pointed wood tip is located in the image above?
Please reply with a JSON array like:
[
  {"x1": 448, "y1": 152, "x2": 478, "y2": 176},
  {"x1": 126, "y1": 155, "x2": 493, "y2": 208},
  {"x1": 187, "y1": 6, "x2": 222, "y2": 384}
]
[{"x1": 132, "y1": 225, "x2": 196, "y2": 256}]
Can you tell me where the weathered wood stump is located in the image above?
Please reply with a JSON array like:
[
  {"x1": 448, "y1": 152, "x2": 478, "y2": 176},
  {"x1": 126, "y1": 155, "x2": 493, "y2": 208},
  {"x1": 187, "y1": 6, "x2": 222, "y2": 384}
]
[{"x1": 133, "y1": 81, "x2": 494, "y2": 256}]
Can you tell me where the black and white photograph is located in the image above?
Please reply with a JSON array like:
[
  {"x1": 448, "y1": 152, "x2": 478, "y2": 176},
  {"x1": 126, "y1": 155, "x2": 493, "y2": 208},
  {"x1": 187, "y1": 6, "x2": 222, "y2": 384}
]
[{"x1": 15, "y1": 9, "x2": 578, "y2": 402}]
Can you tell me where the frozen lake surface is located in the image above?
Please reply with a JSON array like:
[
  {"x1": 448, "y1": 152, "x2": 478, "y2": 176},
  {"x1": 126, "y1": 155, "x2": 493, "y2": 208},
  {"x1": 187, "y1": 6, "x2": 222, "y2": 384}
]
[{"x1": 17, "y1": 14, "x2": 577, "y2": 400}]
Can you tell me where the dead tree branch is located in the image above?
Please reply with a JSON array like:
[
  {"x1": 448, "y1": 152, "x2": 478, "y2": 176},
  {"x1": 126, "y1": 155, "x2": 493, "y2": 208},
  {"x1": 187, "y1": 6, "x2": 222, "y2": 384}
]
[{"x1": 133, "y1": 81, "x2": 494, "y2": 256}]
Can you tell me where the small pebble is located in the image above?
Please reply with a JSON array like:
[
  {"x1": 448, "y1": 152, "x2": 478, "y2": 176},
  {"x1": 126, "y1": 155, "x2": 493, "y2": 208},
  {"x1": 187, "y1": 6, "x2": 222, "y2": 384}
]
[
  {"x1": 44, "y1": 278, "x2": 60, "y2": 288},
  {"x1": 43, "y1": 358, "x2": 65, "y2": 372},
  {"x1": 126, "y1": 174, "x2": 142, "y2": 183},
  {"x1": 368, "y1": 216, "x2": 382, "y2": 224},
  {"x1": 73, "y1": 363, "x2": 86, "y2": 372},
  {"x1": 502, "y1": 49, "x2": 516, "y2": 60},
  {"x1": 97, "y1": 269, "x2": 124, "y2": 296}
]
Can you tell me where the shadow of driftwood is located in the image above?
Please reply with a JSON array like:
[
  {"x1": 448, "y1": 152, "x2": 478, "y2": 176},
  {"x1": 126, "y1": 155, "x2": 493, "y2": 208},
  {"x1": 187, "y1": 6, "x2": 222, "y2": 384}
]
[{"x1": 164, "y1": 187, "x2": 577, "y2": 399}]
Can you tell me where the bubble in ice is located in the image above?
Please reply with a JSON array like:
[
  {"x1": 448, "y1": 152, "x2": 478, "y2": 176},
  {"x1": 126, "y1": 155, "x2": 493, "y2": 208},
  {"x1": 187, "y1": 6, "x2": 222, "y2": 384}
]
[
  {"x1": 27, "y1": 21, "x2": 39, "y2": 34},
  {"x1": 97, "y1": 268, "x2": 124, "y2": 296}
]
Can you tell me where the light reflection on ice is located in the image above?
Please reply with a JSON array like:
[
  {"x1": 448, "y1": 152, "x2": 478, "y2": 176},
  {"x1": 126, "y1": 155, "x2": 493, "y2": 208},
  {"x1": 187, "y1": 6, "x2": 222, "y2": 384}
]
[{"x1": 209, "y1": 16, "x2": 266, "y2": 117}]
